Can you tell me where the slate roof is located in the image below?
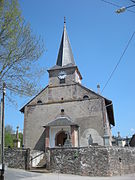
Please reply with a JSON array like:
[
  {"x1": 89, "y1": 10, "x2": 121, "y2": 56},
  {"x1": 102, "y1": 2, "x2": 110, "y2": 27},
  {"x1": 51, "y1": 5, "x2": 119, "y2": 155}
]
[
  {"x1": 56, "y1": 22, "x2": 75, "y2": 67},
  {"x1": 44, "y1": 117, "x2": 78, "y2": 127}
]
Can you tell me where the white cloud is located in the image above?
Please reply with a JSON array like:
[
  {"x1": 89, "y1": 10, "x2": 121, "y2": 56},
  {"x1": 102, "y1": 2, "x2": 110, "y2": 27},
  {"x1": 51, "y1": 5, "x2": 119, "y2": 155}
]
[{"x1": 130, "y1": 128, "x2": 135, "y2": 132}]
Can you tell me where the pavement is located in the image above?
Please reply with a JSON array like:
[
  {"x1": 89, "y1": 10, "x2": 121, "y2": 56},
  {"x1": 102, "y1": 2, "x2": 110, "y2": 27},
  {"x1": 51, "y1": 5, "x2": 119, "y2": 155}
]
[{"x1": 4, "y1": 168, "x2": 135, "y2": 180}]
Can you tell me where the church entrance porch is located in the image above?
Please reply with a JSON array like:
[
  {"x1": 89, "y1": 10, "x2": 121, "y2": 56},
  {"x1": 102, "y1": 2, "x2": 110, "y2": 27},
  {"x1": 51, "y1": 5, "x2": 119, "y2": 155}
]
[
  {"x1": 55, "y1": 130, "x2": 67, "y2": 146},
  {"x1": 44, "y1": 116, "x2": 79, "y2": 149}
]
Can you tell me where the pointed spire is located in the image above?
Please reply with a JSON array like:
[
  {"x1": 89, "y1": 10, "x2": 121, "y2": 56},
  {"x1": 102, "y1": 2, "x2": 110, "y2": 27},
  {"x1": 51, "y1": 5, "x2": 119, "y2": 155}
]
[{"x1": 56, "y1": 18, "x2": 75, "y2": 67}]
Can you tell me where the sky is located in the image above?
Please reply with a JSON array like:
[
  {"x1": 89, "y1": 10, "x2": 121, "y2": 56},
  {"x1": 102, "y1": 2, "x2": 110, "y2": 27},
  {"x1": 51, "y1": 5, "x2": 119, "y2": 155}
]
[{"x1": 4, "y1": 0, "x2": 135, "y2": 138}]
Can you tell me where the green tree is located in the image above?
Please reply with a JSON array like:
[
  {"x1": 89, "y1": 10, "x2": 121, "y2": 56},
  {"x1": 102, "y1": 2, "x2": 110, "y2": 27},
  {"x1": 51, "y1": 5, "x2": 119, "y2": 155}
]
[
  {"x1": 5, "y1": 125, "x2": 14, "y2": 147},
  {"x1": 5, "y1": 125, "x2": 24, "y2": 148},
  {"x1": 0, "y1": 0, "x2": 45, "y2": 98},
  {"x1": 5, "y1": 132, "x2": 14, "y2": 147}
]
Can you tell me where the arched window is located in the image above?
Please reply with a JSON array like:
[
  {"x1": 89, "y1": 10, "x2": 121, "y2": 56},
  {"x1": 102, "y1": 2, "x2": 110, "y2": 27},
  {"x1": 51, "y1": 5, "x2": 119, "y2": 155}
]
[
  {"x1": 37, "y1": 100, "x2": 42, "y2": 104},
  {"x1": 83, "y1": 95, "x2": 89, "y2": 100}
]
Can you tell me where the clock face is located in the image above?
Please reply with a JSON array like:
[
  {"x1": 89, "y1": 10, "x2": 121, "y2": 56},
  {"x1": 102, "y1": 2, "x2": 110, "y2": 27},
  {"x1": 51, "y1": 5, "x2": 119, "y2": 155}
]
[{"x1": 58, "y1": 71, "x2": 67, "y2": 79}]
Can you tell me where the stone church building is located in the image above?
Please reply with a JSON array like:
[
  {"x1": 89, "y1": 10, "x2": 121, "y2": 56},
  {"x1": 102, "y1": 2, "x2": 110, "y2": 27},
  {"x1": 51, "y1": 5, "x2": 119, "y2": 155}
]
[{"x1": 20, "y1": 22, "x2": 115, "y2": 151}]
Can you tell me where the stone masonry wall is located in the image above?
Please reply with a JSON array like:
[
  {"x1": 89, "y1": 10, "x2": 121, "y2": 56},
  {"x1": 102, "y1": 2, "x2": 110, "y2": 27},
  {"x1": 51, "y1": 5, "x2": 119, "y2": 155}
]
[
  {"x1": 108, "y1": 147, "x2": 135, "y2": 176},
  {"x1": 4, "y1": 148, "x2": 30, "y2": 170},
  {"x1": 48, "y1": 147, "x2": 111, "y2": 176},
  {"x1": 47, "y1": 146, "x2": 135, "y2": 176}
]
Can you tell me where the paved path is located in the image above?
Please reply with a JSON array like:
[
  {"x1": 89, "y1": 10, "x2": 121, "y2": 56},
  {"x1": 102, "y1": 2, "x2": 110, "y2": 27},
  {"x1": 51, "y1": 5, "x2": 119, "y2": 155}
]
[{"x1": 5, "y1": 168, "x2": 135, "y2": 180}]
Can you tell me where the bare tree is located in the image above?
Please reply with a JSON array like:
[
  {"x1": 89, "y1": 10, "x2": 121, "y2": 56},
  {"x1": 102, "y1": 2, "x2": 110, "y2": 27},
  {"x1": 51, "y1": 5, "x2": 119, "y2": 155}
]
[{"x1": 0, "y1": 0, "x2": 45, "y2": 98}]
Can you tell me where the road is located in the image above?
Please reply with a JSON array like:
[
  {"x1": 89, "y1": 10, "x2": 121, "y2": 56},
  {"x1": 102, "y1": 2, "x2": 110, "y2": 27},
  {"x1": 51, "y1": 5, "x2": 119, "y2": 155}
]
[{"x1": 4, "y1": 168, "x2": 135, "y2": 180}]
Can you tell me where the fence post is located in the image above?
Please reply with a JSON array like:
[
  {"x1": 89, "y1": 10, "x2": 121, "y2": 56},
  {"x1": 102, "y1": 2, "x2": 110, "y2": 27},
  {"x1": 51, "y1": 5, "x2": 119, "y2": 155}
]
[{"x1": 25, "y1": 148, "x2": 30, "y2": 170}]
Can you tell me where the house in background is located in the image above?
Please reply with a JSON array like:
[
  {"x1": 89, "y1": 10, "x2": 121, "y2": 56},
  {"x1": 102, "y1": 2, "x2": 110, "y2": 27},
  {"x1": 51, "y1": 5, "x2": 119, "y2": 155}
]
[
  {"x1": 20, "y1": 21, "x2": 115, "y2": 151},
  {"x1": 112, "y1": 132, "x2": 131, "y2": 147}
]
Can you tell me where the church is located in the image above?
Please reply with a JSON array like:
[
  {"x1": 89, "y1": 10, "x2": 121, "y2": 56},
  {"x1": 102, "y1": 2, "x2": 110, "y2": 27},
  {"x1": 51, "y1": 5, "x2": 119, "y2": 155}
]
[{"x1": 20, "y1": 21, "x2": 115, "y2": 151}]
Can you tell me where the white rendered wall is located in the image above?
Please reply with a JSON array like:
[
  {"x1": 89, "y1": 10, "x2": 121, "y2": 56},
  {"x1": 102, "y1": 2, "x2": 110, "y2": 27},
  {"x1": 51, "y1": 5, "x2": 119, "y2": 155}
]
[{"x1": 74, "y1": 129, "x2": 78, "y2": 147}]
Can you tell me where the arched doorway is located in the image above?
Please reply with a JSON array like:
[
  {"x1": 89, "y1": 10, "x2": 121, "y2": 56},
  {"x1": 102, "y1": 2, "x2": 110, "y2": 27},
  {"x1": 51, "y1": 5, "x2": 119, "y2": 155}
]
[{"x1": 55, "y1": 131, "x2": 67, "y2": 146}]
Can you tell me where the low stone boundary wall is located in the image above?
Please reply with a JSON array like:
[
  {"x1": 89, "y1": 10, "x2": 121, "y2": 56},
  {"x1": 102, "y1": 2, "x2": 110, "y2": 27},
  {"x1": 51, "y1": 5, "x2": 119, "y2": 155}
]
[
  {"x1": 108, "y1": 147, "x2": 135, "y2": 176},
  {"x1": 47, "y1": 146, "x2": 135, "y2": 176},
  {"x1": 4, "y1": 146, "x2": 135, "y2": 175},
  {"x1": 4, "y1": 148, "x2": 30, "y2": 170}
]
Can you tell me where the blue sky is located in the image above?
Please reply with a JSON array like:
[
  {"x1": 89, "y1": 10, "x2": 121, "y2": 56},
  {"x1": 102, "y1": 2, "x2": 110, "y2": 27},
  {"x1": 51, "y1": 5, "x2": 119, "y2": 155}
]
[{"x1": 5, "y1": 0, "x2": 135, "y2": 137}]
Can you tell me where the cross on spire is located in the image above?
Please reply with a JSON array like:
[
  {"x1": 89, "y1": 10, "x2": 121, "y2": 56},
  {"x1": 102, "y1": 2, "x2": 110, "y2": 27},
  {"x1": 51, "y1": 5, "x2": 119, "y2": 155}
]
[{"x1": 64, "y1": 17, "x2": 66, "y2": 24}]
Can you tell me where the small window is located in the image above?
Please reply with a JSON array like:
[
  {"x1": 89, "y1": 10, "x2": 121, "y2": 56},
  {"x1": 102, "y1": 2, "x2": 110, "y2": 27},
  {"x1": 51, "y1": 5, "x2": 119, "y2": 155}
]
[
  {"x1": 37, "y1": 100, "x2": 42, "y2": 104},
  {"x1": 60, "y1": 79, "x2": 65, "y2": 84},
  {"x1": 61, "y1": 109, "x2": 64, "y2": 113},
  {"x1": 83, "y1": 95, "x2": 89, "y2": 100}
]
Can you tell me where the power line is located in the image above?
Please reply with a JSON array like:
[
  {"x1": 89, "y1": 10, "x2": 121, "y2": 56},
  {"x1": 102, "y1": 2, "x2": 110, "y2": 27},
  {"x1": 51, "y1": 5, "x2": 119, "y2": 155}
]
[
  {"x1": 100, "y1": 0, "x2": 135, "y2": 14},
  {"x1": 100, "y1": 0, "x2": 120, "y2": 8},
  {"x1": 101, "y1": 31, "x2": 135, "y2": 93}
]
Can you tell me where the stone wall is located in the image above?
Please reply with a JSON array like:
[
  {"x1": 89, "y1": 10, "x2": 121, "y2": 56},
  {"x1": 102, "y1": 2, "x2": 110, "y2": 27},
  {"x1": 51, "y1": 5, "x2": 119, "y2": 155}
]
[
  {"x1": 47, "y1": 146, "x2": 135, "y2": 176},
  {"x1": 48, "y1": 146, "x2": 110, "y2": 176},
  {"x1": 4, "y1": 148, "x2": 30, "y2": 170},
  {"x1": 4, "y1": 146, "x2": 135, "y2": 176},
  {"x1": 108, "y1": 147, "x2": 135, "y2": 176}
]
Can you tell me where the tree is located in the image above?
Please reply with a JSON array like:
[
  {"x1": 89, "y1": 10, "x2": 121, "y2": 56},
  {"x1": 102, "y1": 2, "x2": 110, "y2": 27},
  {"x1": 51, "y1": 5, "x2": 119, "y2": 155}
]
[
  {"x1": 5, "y1": 124, "x2": 14, "y2": 134},
  {"x1": 5, "y1": 125, "x2": 23, "y2": 148},
  {"x1": 5, "y1": 132, "x2": 14, "y2": 147},
  {"x1": 5, "y1": 125, "x2": 14, "y2": 147},
  {"x1": 0, "y1": 0, "x2": 45, "y2": 98}
]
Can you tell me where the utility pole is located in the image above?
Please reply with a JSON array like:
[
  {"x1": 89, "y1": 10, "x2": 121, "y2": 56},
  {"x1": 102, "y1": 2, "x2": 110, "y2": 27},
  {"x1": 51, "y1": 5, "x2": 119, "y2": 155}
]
[{"x1": 0, "y1": 82, "x2": 6, "y2": 180}]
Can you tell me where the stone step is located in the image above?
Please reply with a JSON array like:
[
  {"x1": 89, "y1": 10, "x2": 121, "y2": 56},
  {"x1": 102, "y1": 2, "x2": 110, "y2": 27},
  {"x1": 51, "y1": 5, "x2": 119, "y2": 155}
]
[
  {"x1": 30, "y1": 167, "x2": 49, "y2": 173},
  {"x1": 36, "y1": 155, "x2": 46, "y2": 168}
]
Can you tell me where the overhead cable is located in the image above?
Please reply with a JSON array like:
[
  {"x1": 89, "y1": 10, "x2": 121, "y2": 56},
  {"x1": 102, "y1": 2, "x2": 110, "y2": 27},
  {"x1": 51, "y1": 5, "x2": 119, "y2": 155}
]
[
  {"x1": 100, "y1": 0, "x2": 135, "y2": 13},
  {"x1": 101, "y1": 31, "x2": 135, "y2": 93}
]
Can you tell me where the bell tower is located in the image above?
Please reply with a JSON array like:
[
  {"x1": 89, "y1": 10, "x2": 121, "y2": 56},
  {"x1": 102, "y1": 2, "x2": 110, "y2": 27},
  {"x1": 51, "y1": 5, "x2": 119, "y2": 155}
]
[{"x1": 48, "y1": 19, "x2": 82, "y2": 86}]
